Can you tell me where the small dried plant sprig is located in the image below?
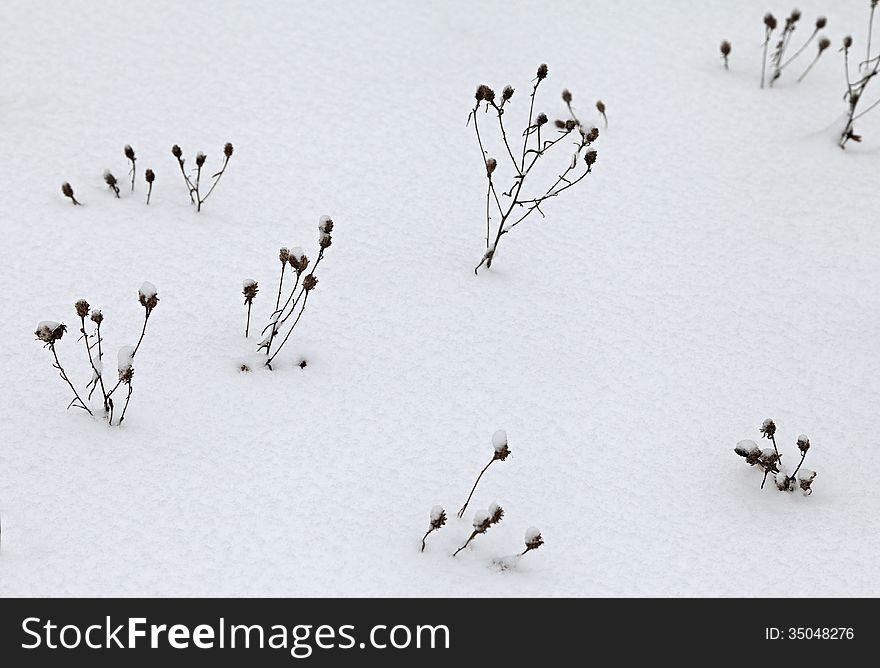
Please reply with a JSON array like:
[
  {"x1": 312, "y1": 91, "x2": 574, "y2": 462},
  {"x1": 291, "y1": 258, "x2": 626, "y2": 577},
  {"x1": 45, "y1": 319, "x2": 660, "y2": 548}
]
[
  {"x1": 258, "y1": 216, "x2": 335, "y2": 370},
  {"x1": 61, "y1": 182, "x2": 82, "y2": 205},
  {"x1": 453, "y1": 503, "x2": 504, "y2": 557},
  {"x1": 242, "y1": 279, "x2": 259, "y2": 337},
  {"x1": 596, "y1": 99, "x2": 608, "y2": 127},
  {"x1": 104, "y1": 170, "x2": 120, "y2": 198},
  {"x1": 457, "y1": 429, "x2": 510, "y2": 518},
  {"x1": 35, "y1": 321, "x2": 93, "y2": 415},
  {"x1": 145, "y1": 169, "x2": 155, "y2": 205},
  {"x1": 124, "y1": 145, "x2": 136, "y2": 192},
  {"x1": 171, "y1": 142, "x2": 234, "y2": 211},
  {"x1": 520, "y1": 527, "x2": 544, "y2": 557},
  {"x1": 761, "y1": 13, "x2": 779, "y2": 88},
  {"x1": 768, "y1": 14, "x2": 829, "y2": 85},
  {"x1": 469, "y1": 64, "x2": 600, "y2": 274},
  {"x1": 76, "y1": 299, "x2": 110, "y2": 416},
  {"x1": 735, "y1": 419, "x2": 817, "y2": 495},
  {"x1": 720, "y1": 41, "x2": 732, "y2": 70},
  {"x1": 767, "y1": 9, "x2": 803, "y2": 87},
  {"x1": 420, "y1": 506, "x2": 447, "y2": 552},
  {"x1": 840, "y1": 6, "x2": 880, "y2": 148}
]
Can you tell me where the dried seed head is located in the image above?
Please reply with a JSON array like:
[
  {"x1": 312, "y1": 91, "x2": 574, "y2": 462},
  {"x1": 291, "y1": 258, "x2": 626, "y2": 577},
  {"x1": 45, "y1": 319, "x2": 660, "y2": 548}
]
[
  {"x1": 296, "y1": 254, "x2": 310, "y2": 274},
  {"x1": 492, "y1": 429, "x2": 511, "y2": 461},
  {"x1": 279, "y1": 247, "x2": 290, "y2": 263},
  {"x1": 298, "y1": 359, "x2": 308, "y2": 369},
  {"x1": 843, "y1": 35, "x2": 853, "y2": 49},
  {"x1": 242, "y1": 278, "x2": 259, "y2": 302},
  {"x1": 171, "y1": 144, "x2": 182, "y2": 158},
  {"x1": 488, "y1": 502, "x2": 504, "y2": 525},
  {"x1": 596, "y1": 99, "x2": 606, "y2": 113},
  {"x1": 758, "y1": 449, "x2": 781, "y2": 474},
  {"x1": 240, "y1": 363, "x2": 251, "y2": 372},
  {"x1": 584, "y1": 149, "x2": 598, "y2": 166},
  {"x1": 224, "y1": 142, "x2": 234, "y2": 158},
  {"x1": 818, "y1": 36, "x2": 830, "y2": 51},
  {"x1": 90, "y1": 310, "x2": 103, "y2": 325},
  {"x1": 760, "y1": 418, "x2": 776, "y2": 439},
  {"x1": 124, "y1": 144, "x2": 135, "y2": 161},
  {"x1": 797, "y1": 434, "x2": 810, "y2": 453},
  {"x1": 486, "y1": 157, "x2": 497, "y2": 175},
  {"x1": 720, "y1": 40, "x2": 731, "y2": 56},
  {"x1": 561, "y1": 88, "x2": 572, "y2": 103},
  {"x1": 35, "y1": 321, "x2": 67, "y2": 344},
  {"x1": 61, "y1": 182, "x2": 74, "y2": 198},
  {"x1": 586, "y1": 126, "x2": 599, "y2": 142},
  {"x1": 303, "y1": 274, "x2": 318, "y2": 291},
  {"x1": 502, "y1": 85, "x2": 514, "y2": 101},
  {"x1": 536, "y1": 63, "x2": 548, "y2": 80},
  {"x1": 554, "y1": 119, "x2": 566, "y2": 129},
  {"x1": 75, "y1": 299, "x2": 90, "y2": 318},
  {"x1": 775, "y1": 470, "x2": 794, "y2": 492},
  {"x1": 797, "y1": 469, "x2": 816, "y2": 495},
  {"x1": 789, "y1": 9, "x2": 801, "y2": 23},
  {"x1": 475, "y1": 84, "x2": 488, "y2": 101},
  {"x1": 138, "y1": 281, "x2": 159, "y2": 312},
  {"x1": 145, "y1": 168, "x2": 155, "y2": 183},
  {"x1": 764, "y1": 13, "x2": 777, "y2": 30},
  {"x1": 429, "y1": 505, "x2": 447, "y2": 531},
  {"x1": 104, "y1": 171, "x2": 118, "y2": 187},
  {"x1": 565, "y1": 119, "x2": 577, "y2": 131},
  {"x1": 524, "y1": 527, "x2": 544, "y2": 552},
  {"x1": 473, "y1": 510, "x2": 491, "y2": 533},
  {"x1": 815, "y1": 16, "x2": 826, "y2": 30},
  {"x1": 734, "y1": 439, "x2": 759, "y2": 458},
  {"x1": 536, "y1": 112, "x2": 548, "y2": 126},
  {"x1": 318, "y1": 215, "x2": 334, "y2": 234},
  {"x1": 195, "y1": 152, "x2": 206, "y2": 167},
  {"x1": 319, "y1": 233, "x2": 333, "y2": 250}
]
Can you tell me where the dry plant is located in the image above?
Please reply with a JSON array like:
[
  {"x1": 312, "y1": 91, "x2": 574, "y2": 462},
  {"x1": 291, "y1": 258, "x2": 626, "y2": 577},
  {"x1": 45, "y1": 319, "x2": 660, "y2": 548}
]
[
  {"x1": 61, "y1": 182, "x2": 82, "y2": 206},
  {"x1": 520, "y1": 527, "x2": 544, "y2": 557},
  {"x1": 420, "y1": 506, "x2": 447, "y2": 552},
  {"x1": 34, "y1": 283, "x2": 159, "y2": 426},
  {"x1": 457, "y1": 429, "x2": 510, "y2": 518},
  {"x1": 840, "y1": 3, "x2": 880, "y2": 148},
  {"x1": 242, "y1": 279, "x2": 259, "y2": 337},
  {"x1": 104, "y1": 170, "x2": 120, "y2": 198},
  {"x1": 255, "y1": 216, "x2": 335, "y2": 370},
  {"x1": 124, "y1": 145, "x2": 137, "y2": 192},
  {"x1": 171, "y1": 142, "x2": 234, "y2": 212},
  {"x1": 734, "y1": 419, "x2": 817, "y2": 495},
  {"x1": 145, "y1": 169, "x2": 155, "y2": 205},
  {"x1": 453, "y1": 502, "x2": 504, "y2": 557},
  {"x1": 469, "y1": 64, "x2": 600, "y2": 274},
  {"x1": 766, "y1": 12, "x2": 830, "y2": 86},
  {"x1": 720, "y1": 40, "x2": 732, "y2": 69},
  {"x1": 596, "y1": 99, "x2": 608, "y2": 127}
]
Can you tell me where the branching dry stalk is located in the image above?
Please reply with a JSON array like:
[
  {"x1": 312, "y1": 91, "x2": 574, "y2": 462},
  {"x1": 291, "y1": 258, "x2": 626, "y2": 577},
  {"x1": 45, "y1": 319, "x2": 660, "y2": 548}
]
[
  {"x1": 840, "y1": 7, "x2": 880, "y2": 148},
  {"x1": 453, "y1": 503, "x2": 503, "y2": 557},
  {"x1": 761, "y1": 13, "x2": 778, "y2": 88},
  {"x1": 171, "y1": 143, "x2": 234, "y2": 211},
  {"x1": 457, "y1": 430, "x2": 510, "y2": 518},
  {"x1": 768, "y1": 9, "x2": 803, "y2": 87},
  {"x1": 734, "y1": 419, "x2": 817, "y2": 495},
  {"x1": 468, "y1": 64, "x2": 600, "y2": 274},
  {"x1": 255, "y1": 218, "x2": 335, "y2": 370}
]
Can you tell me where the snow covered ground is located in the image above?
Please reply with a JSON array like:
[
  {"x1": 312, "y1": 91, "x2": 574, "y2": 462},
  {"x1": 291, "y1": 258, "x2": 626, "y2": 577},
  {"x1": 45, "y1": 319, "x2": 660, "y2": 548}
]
[{"x1": 1, "y1": 0, "x2": 878, "y2": 596}]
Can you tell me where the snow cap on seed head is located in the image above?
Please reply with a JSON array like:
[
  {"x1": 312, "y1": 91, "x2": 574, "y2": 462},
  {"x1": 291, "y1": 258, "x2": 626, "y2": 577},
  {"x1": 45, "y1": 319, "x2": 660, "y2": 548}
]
[
  {"x1": 429, "y1": 505, "x2": 447, "y2": 531},
  {"x1": 138, "y1": 282, "x2": 159, "y2": 312},
  {"x1": 492, "y1": 429, "x2": 510, "y2": 461}
]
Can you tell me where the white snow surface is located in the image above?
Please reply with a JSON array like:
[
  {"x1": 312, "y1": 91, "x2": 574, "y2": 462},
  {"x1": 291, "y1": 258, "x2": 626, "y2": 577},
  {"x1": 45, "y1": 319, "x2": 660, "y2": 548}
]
[{"x1": 1, "y1": 0, "x2": 879, "y2": 597}]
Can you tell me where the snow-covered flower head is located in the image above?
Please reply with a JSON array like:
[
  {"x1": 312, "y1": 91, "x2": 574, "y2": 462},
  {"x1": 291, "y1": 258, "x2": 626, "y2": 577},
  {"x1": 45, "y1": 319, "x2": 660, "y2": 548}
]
[
  {"x1": 797, "y1": 434, "x2": 810, "y2": 454},
  {"x1": 760, "y1": 418, "x2": 776, "y2": 439},
  {"x1": 117, "y1": 346, "x2": 135, "y2": 383},
  {"x1": 524, "y1": 527, "x2": 544, "y2": 552},
  {"x1": 473, "y1": 510, "x2": 491, "y2": 533},
  {"x1": 90, "y1": 310, "x2": 103, "y2": 325},
  {"x1": 289, "y1": 249, "x2": 309, "y2": 274},
  {"x1": 429, "y1": 505, "x2": 447, "y2": 531},
  {"x1": 75, "y1": 299, "x2": 90, "y2": 319},
  {"x1": 138, "y1": 282, "x2": 159, "y2": 313},
  {"x1": 279, "y1": 247, "x2": 290, "y2": 264},
  {"x1": 35, "y1": 321, "x2": 66, "y2": 344},
  {"x1": 242, "y1": 279, "x2": 258, "y2": 303},
  {"x1": 318, "y1": 216, "x2": 334, "y2": 250},
  {"x1": 797, "y1": 469, "x2": 817, "y2": 495},
  {"x1": 775, "y1": 468, "x2": 793, "y2": 492},
  {"x1": 488, "y1": 502, "x2": 504, "y2": 526},
  {"x1": 492, "y1": 429, "x2": 511, "y2": 461}
]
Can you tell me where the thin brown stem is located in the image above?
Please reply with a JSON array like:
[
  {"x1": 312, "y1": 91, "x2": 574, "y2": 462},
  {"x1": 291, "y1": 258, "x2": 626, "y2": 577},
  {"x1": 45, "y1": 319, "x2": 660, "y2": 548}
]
[
  {"x1": 50, "y1": 344, "x2": 93, "y2": 416},
  {"x1": 797, "y1": 51, "x2": 823, "y2": 82},
  {"x1": 117, "y1": 383, "x2": 133, "y2": 426},
  {"x1": 453, "y1": 531, "x2": 478, "y2": 557},
  {"x1": 200, "y1": 156, "x2": 230, "y2": 206},
  {"x1": 789, "y1": 451, "x2": 807, "y2": 481},
  {"x1": 245, "y1": 301, "x2": 253, "y2": 337},
  {"x1": 80, "y1": 316, "x2": 109, "y2": 414},
  {"x1": 457, "y1": 458, "x2": 493, "y2": 518},
  {"x1": 146, "y1": 182, "x2": 153, "y2": 205},
  {"x1": 265, "y1": 292, "x2": 310, "y2": 369},
  {"x1": 420, "y1": 528, "x2": 434, "y2": 553},
  {"x1": 761, "y1": 27, "x2": 773, "y2": 89},
  {"x1": 176, "y1": 157, "x2": 196, "y2": 204},
  {"x1": 275, "y1": 263, "x2": 286, "y2": 311}
]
